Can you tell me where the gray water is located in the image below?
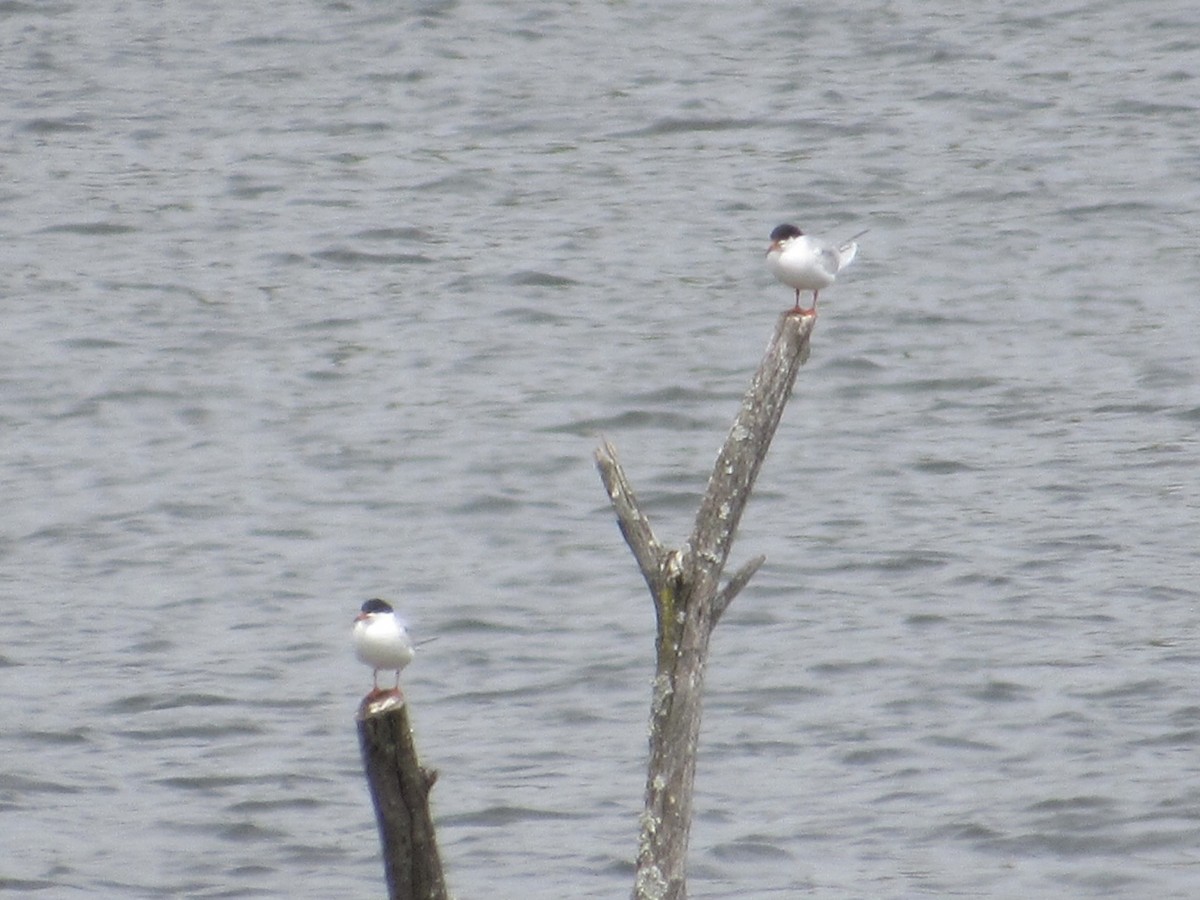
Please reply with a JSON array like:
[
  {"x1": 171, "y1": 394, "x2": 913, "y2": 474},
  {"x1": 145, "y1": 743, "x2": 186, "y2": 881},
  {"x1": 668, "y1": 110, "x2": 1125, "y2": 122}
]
[{"x1": 2, "y1": 0, "x2": 1199, "y2": 897}]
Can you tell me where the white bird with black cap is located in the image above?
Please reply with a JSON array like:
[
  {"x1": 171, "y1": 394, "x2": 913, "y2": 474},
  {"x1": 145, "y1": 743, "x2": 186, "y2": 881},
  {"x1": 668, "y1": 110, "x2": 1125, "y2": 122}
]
[
  {"x1": 352, "y1": 598, "x2": 415, "y2": 697},
  {"x1": 766, "y1": 223, "x2": 866, "y2": 316}
]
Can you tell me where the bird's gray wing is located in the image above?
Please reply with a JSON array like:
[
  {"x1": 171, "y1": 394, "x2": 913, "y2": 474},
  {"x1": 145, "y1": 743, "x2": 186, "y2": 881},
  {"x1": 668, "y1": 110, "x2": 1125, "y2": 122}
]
[{"x1": 815, "y1": 243, "x2": 842, "y2": 277}]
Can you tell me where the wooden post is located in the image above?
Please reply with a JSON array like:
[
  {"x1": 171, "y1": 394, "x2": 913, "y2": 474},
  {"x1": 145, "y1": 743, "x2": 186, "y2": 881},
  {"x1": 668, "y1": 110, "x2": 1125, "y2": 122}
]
[
  {"x1": 595, "y1": 311, "x2": 815, "y2": 900},
  {"x1": 357, "y1": 695, "x2": 448, "y2": 900}
]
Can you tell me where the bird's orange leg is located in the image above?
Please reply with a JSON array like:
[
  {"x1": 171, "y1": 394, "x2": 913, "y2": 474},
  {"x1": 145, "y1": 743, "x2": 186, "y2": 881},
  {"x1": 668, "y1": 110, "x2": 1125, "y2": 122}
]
[{"x1": 789, "y1": 290, "x2": 818, "y2": 317}]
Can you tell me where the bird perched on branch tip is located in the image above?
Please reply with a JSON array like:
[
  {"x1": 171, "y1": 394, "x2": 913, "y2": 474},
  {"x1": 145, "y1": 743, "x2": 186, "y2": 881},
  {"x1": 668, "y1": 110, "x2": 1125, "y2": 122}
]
[
  {"x1": 766, "y1": 223, "x2": 865, "y2": 315},
  {"x1": 353, "y1": 598, "x2": 415, "y2": 699}
]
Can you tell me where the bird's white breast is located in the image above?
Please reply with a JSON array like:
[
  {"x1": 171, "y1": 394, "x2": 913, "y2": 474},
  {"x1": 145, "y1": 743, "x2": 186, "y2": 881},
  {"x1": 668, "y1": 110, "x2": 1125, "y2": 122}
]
[
  {"x1": 353, "y1": 615, "x2": 415, "y2": 670},
  {"x1": 767, "y1": 236, "x2": 840, "y2": 292}
]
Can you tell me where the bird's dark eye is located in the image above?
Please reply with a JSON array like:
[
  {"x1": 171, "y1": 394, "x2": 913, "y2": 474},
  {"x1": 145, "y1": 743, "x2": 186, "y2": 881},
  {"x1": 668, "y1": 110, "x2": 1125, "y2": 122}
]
[{"x1": 769, "y1": 223, "x2": 802, "y2": 241}]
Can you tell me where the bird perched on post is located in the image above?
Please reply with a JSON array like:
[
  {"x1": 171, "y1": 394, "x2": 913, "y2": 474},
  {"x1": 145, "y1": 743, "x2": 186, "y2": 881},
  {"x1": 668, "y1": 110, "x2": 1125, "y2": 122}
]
[
  {"x1": 352, "y1": 598, "x2": 415, "y2": 698},
  {"x1": 766, "y1": 223, "x2": 865, "y2": 316}
]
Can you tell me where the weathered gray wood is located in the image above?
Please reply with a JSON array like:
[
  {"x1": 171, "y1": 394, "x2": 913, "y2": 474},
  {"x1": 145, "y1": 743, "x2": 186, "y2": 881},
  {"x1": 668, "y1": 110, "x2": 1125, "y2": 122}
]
[
  {"x1": 357, "y1": 695, "x2": 448, "y2": 900},
  {"x1": 713, "y1": 553, "x2": 766, "y2": 626},
  {"x1": 596, "y1": 311, "x2": 815, "y2": 900},
  {"x1": 595, "y1": 440, "x2": 671, "y2": 603}
]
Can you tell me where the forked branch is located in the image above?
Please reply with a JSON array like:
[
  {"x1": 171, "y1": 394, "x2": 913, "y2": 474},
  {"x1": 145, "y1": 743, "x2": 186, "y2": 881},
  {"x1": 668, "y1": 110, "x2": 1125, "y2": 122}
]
[{"x1": 596, "y1": 310, "x2": 816, "y2": 900}]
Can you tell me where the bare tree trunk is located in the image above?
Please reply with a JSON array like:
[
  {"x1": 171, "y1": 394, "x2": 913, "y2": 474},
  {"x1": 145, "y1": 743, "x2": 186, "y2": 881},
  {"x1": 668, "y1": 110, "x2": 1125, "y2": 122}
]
[
  {"x1": 357, "y1": 696, "x2": 449, "y2": 900},
  {"x1": 595, "y1": 311, "x2": 815, "y2": 900}
]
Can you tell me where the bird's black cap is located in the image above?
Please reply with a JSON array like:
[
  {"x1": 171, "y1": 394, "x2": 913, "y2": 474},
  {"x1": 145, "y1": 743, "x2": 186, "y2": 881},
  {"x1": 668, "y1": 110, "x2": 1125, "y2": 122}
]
[
  {"x1": 361, "y1": 598, "x2": 394, "y2": 614},
  {"x1": 769, "y1": 223, "x2": 803, "y2": 241}
]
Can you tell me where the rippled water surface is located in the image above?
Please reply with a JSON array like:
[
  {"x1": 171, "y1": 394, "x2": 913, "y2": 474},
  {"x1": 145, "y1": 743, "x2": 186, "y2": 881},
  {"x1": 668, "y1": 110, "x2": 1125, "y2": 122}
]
[{"x1": 3, "y1": 0, "x2": 1199, "y2": 897}]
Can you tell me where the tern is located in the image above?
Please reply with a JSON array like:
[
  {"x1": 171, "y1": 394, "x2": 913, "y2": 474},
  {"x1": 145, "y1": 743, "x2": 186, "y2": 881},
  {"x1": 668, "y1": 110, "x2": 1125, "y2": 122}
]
[
  {"x1": 352, "y1": 598, "x2": 415, "y2": 697},
  {"x1": 766, "y1": 223, "x2": 865, "y2": 315}
]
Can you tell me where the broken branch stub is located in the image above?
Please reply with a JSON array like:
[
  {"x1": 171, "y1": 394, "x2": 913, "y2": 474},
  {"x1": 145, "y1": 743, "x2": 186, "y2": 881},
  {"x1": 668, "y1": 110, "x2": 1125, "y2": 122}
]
[{"x1": 357, "y1": 697, "x2": 449, "y2": 900}]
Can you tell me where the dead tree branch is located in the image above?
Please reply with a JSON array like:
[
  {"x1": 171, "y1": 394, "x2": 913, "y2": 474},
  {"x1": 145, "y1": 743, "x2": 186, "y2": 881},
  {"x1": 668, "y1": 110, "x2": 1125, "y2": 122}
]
[
  {"x1": 595, "y1": 310, "x2": 815, "y2": 900},
  {"x1": 358, "y1": 696, "x2": 448, "y2": 900}
]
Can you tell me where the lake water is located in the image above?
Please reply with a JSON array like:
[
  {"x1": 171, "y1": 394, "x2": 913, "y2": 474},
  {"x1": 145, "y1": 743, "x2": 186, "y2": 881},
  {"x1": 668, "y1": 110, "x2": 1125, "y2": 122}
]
[{"x1": 2, "y1": 0, "x2": 1198, "y2": 897}]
